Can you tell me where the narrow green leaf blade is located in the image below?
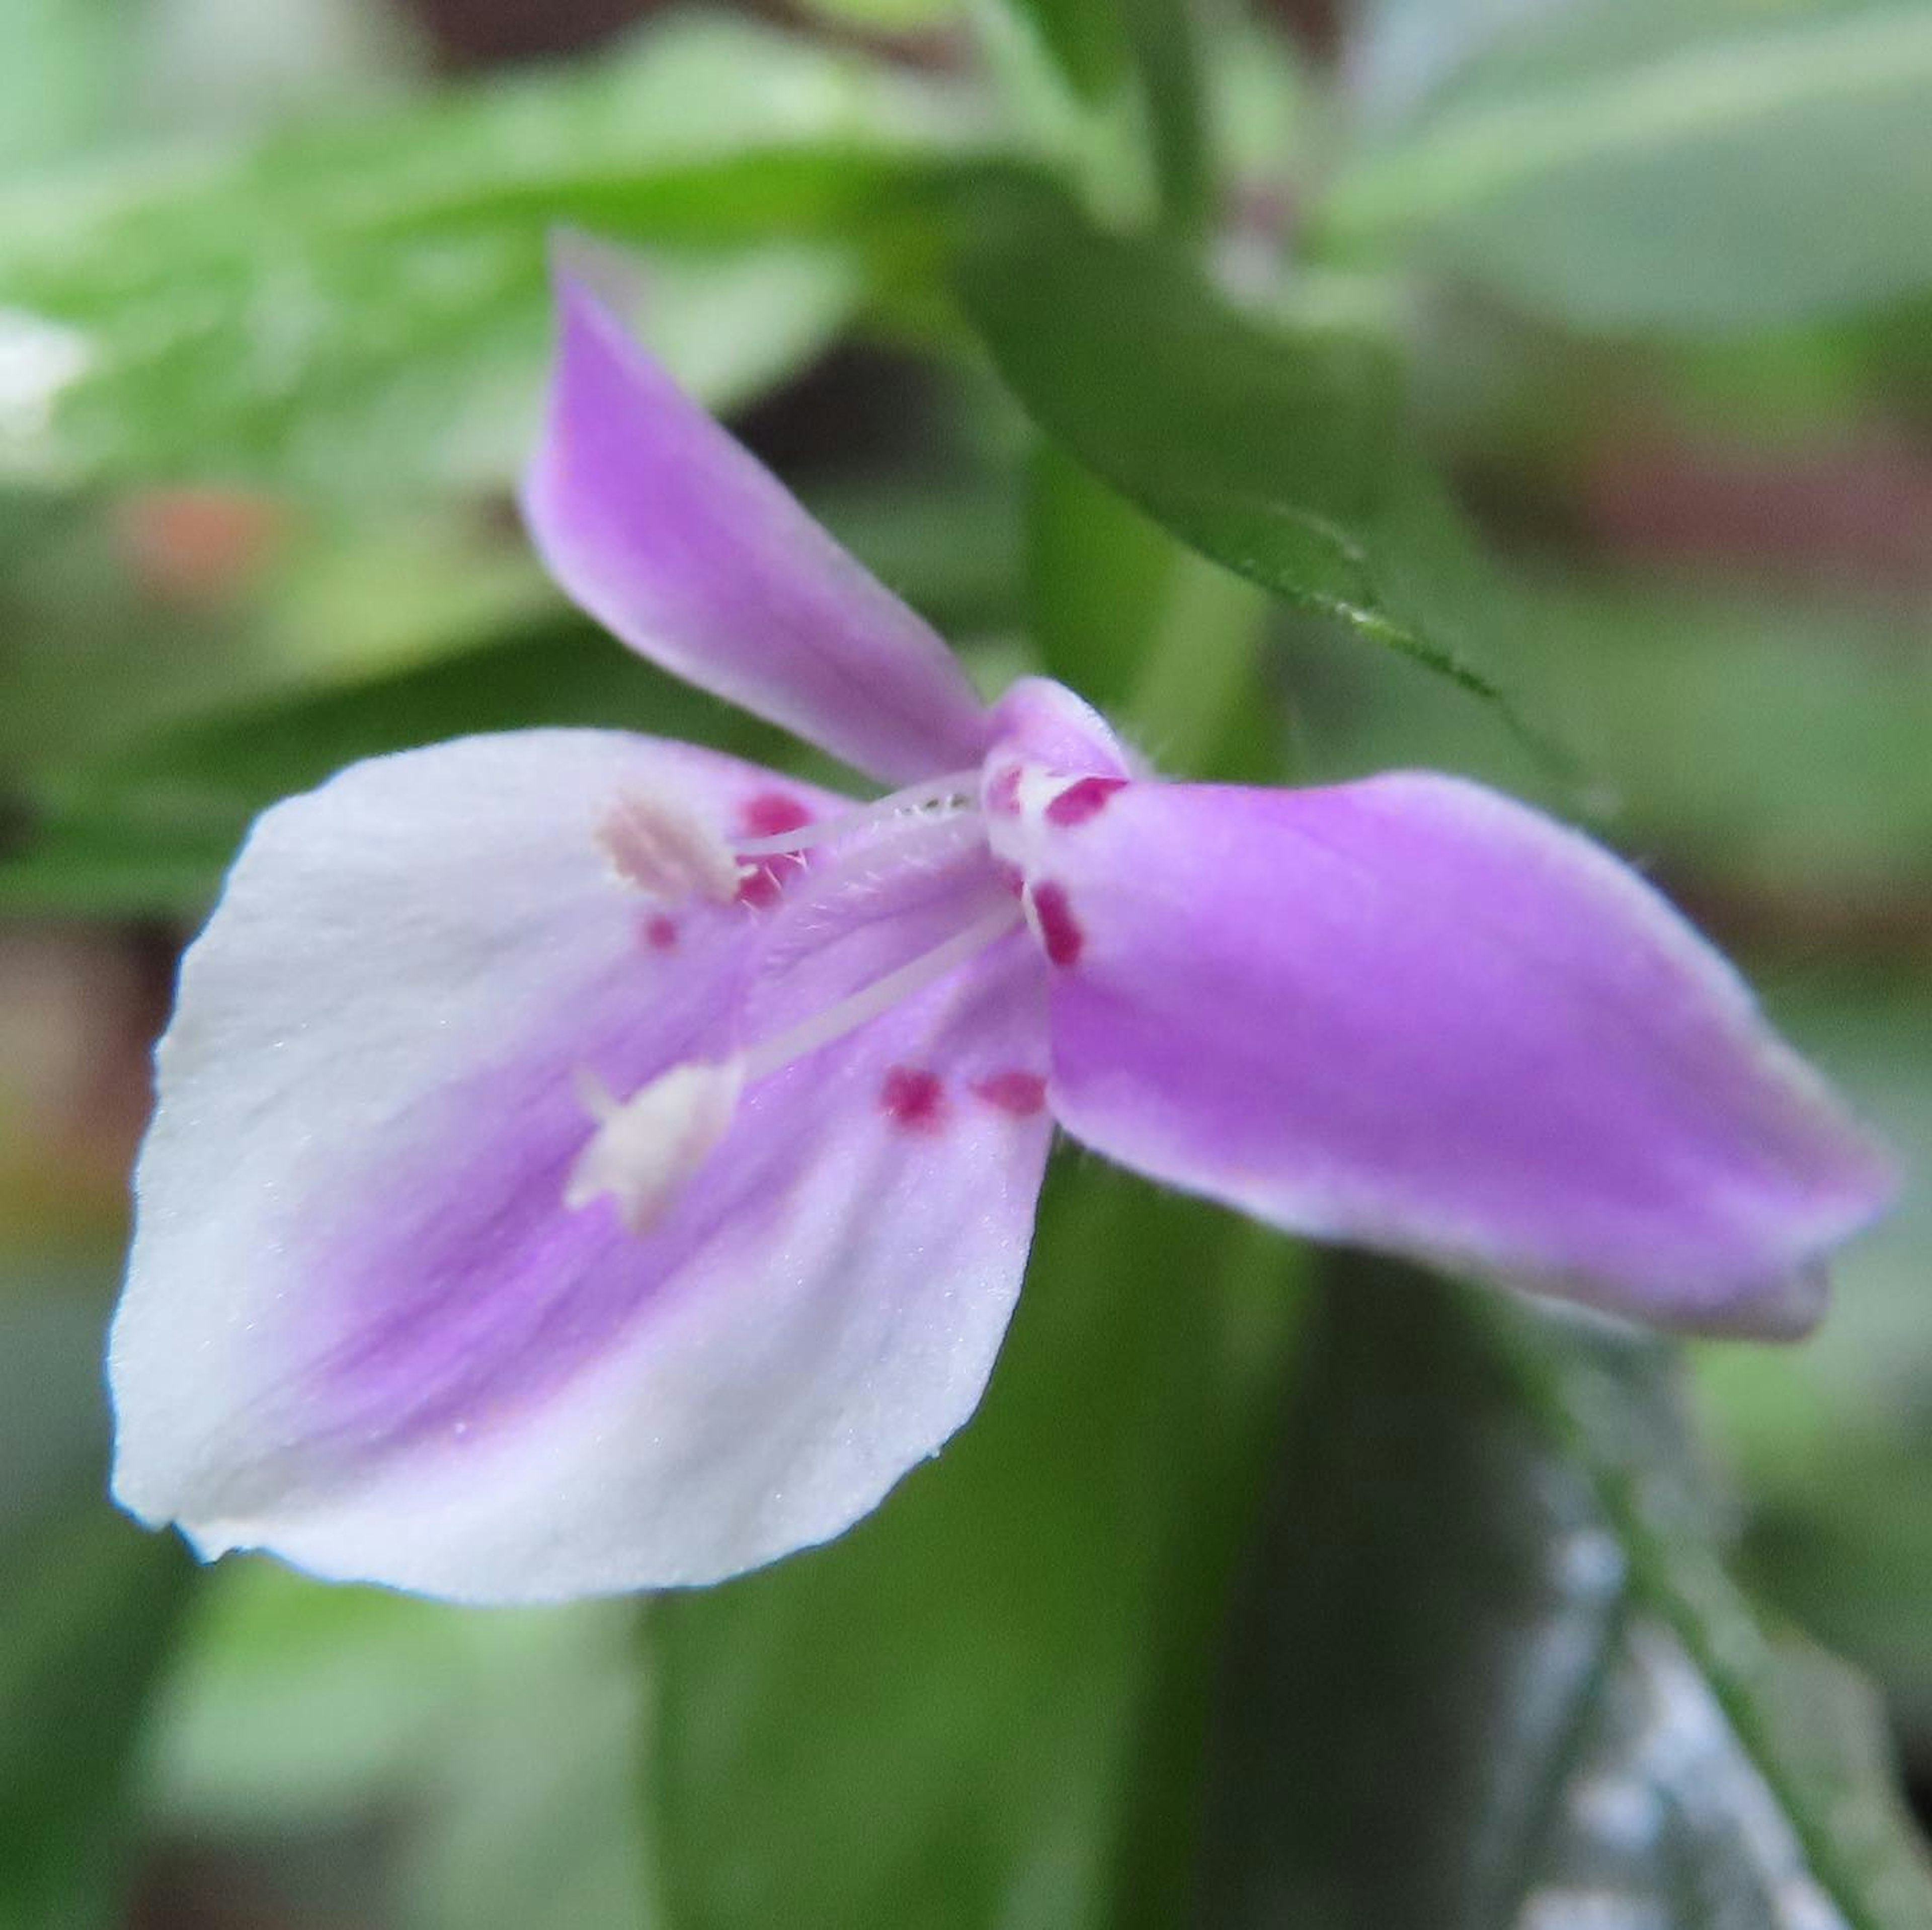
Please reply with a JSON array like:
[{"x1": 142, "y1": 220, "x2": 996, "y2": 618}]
[{"x1": 959, "y1": 201, "x2": 1551, "y2": 746}]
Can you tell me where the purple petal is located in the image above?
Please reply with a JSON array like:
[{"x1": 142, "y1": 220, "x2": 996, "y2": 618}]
[
  {"x1": 1009, "y1": 770, "x2": 1893, "y2": 1334},
  {"x1": 112, "y1": 732, "x2": 1051, "y2": 1599},
  {"x1": 521, "y1": 273, "x2": 991, "y2": 784}
]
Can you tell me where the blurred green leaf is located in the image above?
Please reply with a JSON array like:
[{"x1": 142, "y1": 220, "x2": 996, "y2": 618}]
[
  {"x1": 651, "y1": 1163, "x2": 1299, "y2": 1930},
  {"x1": 0, "y1": 456, "x2": 1021, "y2": 918},
  {"x1": 1201, "y1": 1264, "x2": 1932, "y2": 1927},
  {"x1": 0, "y1": 0, "x2": 125, "y2": 169},
  {"x1": 0, "y1": 1293, "x2": 194, "y2": 1930},
  {"x1": 1284, "y1": 568, "x2": 1932, "y2": 896},
  {"x1": 129, "y1": 0, "x2": 429, "y2": 140},
  {"x1": 0, "y1": 619, "x2": 791, "y2": 916},
  {"x1": 1343, "y1": 0, "x2": 1597, "y2": 127},
  {"x1": 0, "y1": 1514, "x2": 192, "y2": 1930},
  {"x1": 959, "y1": 199, "x2": 1548, "y2": 744},
  {"x1": 1324, "y1": 0, "x2": 1932, "y2": 333},
  {"x1": 994, "y1": 0, "x2": 1130, "y2": 105},
  {"x1": 0, "y1": 493, "x2": 554, "y2": 786},
  {"x1": 1694, "y1": 983, "x2": 1932, "y2": 1735},
  {"x1": 0, "y1": 13, "x2": 1032, "y2": 496},
  {"x1": 151, "y1": 1563, "x2": 660, "y2": 1930}
]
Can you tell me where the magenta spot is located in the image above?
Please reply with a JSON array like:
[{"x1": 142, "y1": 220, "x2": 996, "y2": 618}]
[
  {"x1": 880, "y1": 1065, "x2": 947, "y2": 1134},
  {"x1": 973, "y1": 1070, "x2": 1048, "y2": 1118},
  {"x1": 986, "y1": 765, "x2": 1024, "y2": 817},
  {"x1": 1029, "y1": 882, "x2": 1084, "y2": 967},
  {"x1": 742, "y1": 791, "x2": 812, "y2": 838},
  {"x1": 1044, "y1": 776, "x2": 1126, "y2": 827},
  {"x1": 642, "y1": 914, "x2": 679, "y2": 952}
]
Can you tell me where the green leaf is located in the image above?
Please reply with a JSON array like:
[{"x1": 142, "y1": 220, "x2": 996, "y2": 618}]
[
  {"x1": 960, "y1": 202, "x2": 1554, "y2": 749},
  {"x1": 650, "y1": 1163, "x2": 1299, "y2": 1930},
  {"x1": 1200, "y1": 1263, "x2": 1932, "y2": 1928},
  {"x1": 0, "y1": 14, "x2": 1029, "y2": 496},
  {"x1": 1323, "y1": 1, "x2": 1932, "y2": 333}
]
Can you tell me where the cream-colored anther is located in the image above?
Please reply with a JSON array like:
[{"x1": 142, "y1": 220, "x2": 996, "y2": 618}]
[
  {"x1": 565, "y1": 1061, "x2": 744, "y2": 1233},
  {"x1": 596, "y1": 793, "x2": 743, "y2": 904}
]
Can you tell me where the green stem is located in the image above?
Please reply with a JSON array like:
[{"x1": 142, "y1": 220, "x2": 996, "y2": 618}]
[
  {"x1": 1126, "y1": 550, "x2": 1276, "y2": 779},
  {"x1": 1124, "y1": 0, "x2": 1214, "y2": 236}
]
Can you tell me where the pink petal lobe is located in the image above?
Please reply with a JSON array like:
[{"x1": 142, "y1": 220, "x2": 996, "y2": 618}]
[
  {"x1": 111, "y1": 732, "x2": 1051, "y2": 1601},
  {"x1": 521, "y1": 274, "x2": 991, "y2": 783},
  {"x1": 1022, "y1": 772, "x2": 1894, "y2": 1335}
]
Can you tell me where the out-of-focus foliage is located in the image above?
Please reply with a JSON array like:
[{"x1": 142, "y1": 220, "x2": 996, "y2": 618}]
[
  {"x1": 1, "y1": 0, "x2": 1930, "y2": 1925},
  {"x1": 0, "y1": 1293, "x2": 193, "y2": 1930},
  {"x1": 655, "y1": 1168, "x2": 1297, "y2": 1930},
  {"x1": 0, "y1": 13, "x2": 1017, "y2": 497},
  {"x1": 152, "y1": 1565, "x2": 660, "y2": 1930},
  {"x1": 1206, "y1": 1267, "x2": 1932, "y2": 1928},
  {"x1": 1326, "y1": 0, "x2": 1932, "y2": 332},
  {"x1": 966, "y1": 202, "x2": 1565, "y2": 758}
]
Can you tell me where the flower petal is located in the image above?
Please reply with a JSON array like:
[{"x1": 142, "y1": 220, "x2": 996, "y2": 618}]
[
  {"x1": 1013, "y1": 771, "x2": 1893, "y2": 1334},
  {"x1": 521, "y1": 273, "x2": 991, "y2": 784},
  {"x1": 112, "y1": 738, "x2": 1050, "y2": 1599}
]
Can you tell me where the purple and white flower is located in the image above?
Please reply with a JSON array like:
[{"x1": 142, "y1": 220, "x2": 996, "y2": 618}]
[{"x1": 108, "y1": 276, "x2": 1894, "y2": 1604}]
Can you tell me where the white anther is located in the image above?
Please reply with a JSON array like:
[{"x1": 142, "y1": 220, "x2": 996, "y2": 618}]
[
  {"x1": 597, "y1": 792, "x2": 742, "y2": 904},
  {"x1": 564, "y1": 1060, "x2": 744, "y2": 1234}
]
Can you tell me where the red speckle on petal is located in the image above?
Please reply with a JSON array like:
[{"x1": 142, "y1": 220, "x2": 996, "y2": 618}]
[
  {"x1": 973, "y1": 1070, "x2": 1048, "y2": 1117},
  {"x1": 986, "y1": 765, "x2": 1024, "y2": 817},
  {"x1": 742, "y1": 792, "x2": 812, "y2": 838},
  {"x1": 881, "y1": 1065, "x2": 947, "y2": 1133},
  {"x1": 642, "y1": 914, "x2": 679, "y2": 952},
  {"x1": 1044, "y1": 776, "x2": 1126, "y2": 827},
  {"x1": 1029, "y1": 882, "x2": 1084, "y2": 967}
]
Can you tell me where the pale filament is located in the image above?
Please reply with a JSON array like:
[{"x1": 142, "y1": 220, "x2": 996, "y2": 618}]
[
  {"x1": 732, "y1": 770, "x2": 982, "y2": 858},
  {"x1": 741, "y1": 899, "x2": 1021, "y2": 1082}
]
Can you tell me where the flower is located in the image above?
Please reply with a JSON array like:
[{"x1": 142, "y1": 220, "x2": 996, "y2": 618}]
[{"x1": 108, "y1": 274, "x2": 1894, "y2": 1605}]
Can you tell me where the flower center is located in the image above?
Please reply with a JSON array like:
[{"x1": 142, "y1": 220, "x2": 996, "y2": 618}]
[{"x1": 568, "y1": 776, "x2": 1017, "y2": 1232}]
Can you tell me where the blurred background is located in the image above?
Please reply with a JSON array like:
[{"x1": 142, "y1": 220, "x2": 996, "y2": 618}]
[{"x1": 2, "y1": 0, "x2": 1929, "y2": 1924}]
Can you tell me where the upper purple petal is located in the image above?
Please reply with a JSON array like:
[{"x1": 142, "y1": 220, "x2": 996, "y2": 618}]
[
  {"x1": 1006, "y1": 769, "x2": 1894, "y2": 1335},
  {"x1": 521, "y1": 273, "x2": 992, "y2": 784},
  {"x1": 111, "y1": 731, "x2": 1051, "y2": 1600}
]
